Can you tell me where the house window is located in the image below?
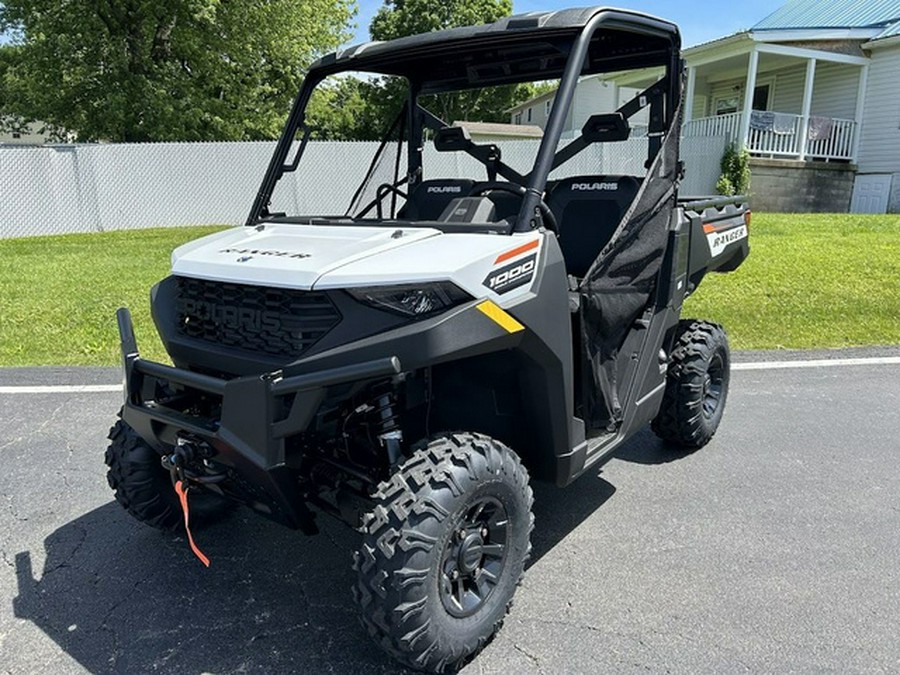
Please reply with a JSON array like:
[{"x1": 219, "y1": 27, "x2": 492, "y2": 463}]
[
  {"x1": 514, "y1": 113, "x2": 522, "y2": 125},
  {"x1": 715, "y1": 95, "x2": 740, "y2": 116},
  {"x1": 752, "y1": 83, "x2": 771, "y2": 111},
  {"x1": 527, "y1": 108, "x2": 533, "y2": 122},
  {"x1": 545, "y1": 100, "x2": 552, "y2": 116}
]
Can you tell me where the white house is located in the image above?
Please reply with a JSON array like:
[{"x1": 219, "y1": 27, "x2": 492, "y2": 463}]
[
  {"x1": 517, "y1": 0, "x2": 900, "y2": 213},
  {"x1": 507, "y1": 77, "x2": 647, "y2": 137},
  {"x1": 0, "y1": 120, "x2": 56, "y2": 145},
  {"x1": 612, "y1": 0, "x2": 900, "y2": 213}
]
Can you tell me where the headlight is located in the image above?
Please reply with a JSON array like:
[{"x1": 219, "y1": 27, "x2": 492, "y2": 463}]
[{"x1": 347, "y1": 282, "x2": 470, "y2": 318}]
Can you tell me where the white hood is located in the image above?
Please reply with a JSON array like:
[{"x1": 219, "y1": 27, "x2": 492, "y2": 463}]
[{"x1": 171, "y1": 224, "x2": 442, "y2": 290}]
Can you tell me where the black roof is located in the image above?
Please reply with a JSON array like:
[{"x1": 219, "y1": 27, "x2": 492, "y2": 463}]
[{"x1": 310, "y1": 6, "x2": 680, "y2": 87}]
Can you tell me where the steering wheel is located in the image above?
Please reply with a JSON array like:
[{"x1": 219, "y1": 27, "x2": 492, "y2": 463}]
[{"x1": 469, "y1": 181, "x2": 558, "y2": 233}]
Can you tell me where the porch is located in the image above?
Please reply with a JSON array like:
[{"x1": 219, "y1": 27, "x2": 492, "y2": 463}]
[
  {"x1": 683, "y1": 110, "x2": 856, "y2": 161},
  {"x1": 680, "y1": 37, "x2": 870, "y2": 163}
]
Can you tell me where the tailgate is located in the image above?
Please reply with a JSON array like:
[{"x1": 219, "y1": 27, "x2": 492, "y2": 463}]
[{"x1": 682, "y1": 196, "x2": 750, "y2": 279}]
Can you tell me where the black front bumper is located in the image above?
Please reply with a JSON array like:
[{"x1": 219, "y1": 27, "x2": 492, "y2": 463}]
[{"x1": 116, "y1": 307, "x2": 401, "y2": 530}]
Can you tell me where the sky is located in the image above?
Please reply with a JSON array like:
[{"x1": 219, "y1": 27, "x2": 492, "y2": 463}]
[
  {"x1": 0, "y1": 1, "x2": 788, "y2": 49},
  {"x1": 351, "y1": 0, "x2": 787, "y2": 48}
]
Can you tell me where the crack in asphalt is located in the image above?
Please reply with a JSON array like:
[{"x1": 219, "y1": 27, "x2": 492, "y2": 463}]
[
  {"x1": 3, "y1": 361, "x2": 899, "y2": 673},
  {"x1": 40, "y1": 523, "x2": 87, "y2": 577},
  {"x1": 512, "y1": 642, "x2": 544, "y2": 673}
]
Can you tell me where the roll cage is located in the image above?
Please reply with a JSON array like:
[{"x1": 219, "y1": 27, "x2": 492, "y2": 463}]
[{"x1": 247, "y1": 7, "x2": 683, "y2": 233}]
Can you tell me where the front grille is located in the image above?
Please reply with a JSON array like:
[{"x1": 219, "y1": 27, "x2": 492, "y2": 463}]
[{"x1": 174, "y1": 277, "x2": 341, "y2": 359}]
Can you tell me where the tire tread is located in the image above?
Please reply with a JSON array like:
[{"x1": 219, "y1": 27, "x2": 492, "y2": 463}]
[
  {"x1": 652, "y1": 319, "x2": 730, "y2": 448},
  {"x1": 353, "y1": 432, "x2": 533, "y2": 673}
]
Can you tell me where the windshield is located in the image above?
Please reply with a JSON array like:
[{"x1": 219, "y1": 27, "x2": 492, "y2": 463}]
[{"x1": 251, "y1": 17, "x2": 680, "y2": 232}]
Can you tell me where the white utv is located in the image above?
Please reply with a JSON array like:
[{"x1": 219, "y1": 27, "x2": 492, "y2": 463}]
[{"x1": 106, "y1": 6, "x2": 750, "y2": 672}]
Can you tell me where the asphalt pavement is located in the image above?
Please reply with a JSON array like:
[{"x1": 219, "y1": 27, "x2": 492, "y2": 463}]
[{"x1": 1, "y1": 350, "x2": 899, "y2": 673}]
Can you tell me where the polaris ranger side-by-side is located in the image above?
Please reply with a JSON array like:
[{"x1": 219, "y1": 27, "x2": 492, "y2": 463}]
[{"x1": 106, "y1": 7, "x2": 749, "y2": 672}]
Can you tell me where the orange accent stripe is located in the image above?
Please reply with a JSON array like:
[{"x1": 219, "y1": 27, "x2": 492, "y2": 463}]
[
  {"x1": 703, "y1": 223, "x2": 716, "y2": 234},
  {"x1": 494, "y1": 238, "x2": 539, "y2": 264},
  {"x1": 175, "y1": 480, "x2": 211, "y2": 568}
]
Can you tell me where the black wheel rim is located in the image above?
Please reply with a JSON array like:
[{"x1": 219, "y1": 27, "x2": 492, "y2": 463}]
[
  {"x1": 439, "y1": 496, "x2": 509, "y2": 618},
  {"x1": 702, "y1": 352, "x2": 726, "y2": 419}
]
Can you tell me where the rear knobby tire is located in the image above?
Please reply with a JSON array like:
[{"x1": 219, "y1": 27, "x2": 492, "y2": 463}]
[
  {"x1": 353, "y1": 433, "x2": 533, "y2": 673},
  {"x1": 104, "y1": 412, "x2": 232, "y2": 531},
  {"x1": 652, "y1": 319, "x2": 730, "y2": 449}
]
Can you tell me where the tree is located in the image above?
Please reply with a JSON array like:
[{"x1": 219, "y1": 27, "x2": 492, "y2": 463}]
[
  {"x1": 370, "y1": 0, "x2": 512, "y2": 41},
  {"x1": 0, "y1": 0, "x2": 355, "y2": 142},
  {"x1": 305, "y1": 75, "x2": 385, "y2": 141},
  {"x1": 368, "y1": 0, "x2": 525, "y2": 128}
]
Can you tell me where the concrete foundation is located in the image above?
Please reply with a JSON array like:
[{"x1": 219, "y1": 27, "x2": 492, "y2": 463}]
[{"x1": 749, "y1": 158, "x2": 856, "y2": 213}]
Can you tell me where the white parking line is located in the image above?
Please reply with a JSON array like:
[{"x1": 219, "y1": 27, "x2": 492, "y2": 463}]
[
  {"x1": 732, "y1": 356, "x2": 900, "y2": 371},
  {"x1": 0, "y1": 356, "x2": 898, "y2": 394},
  {"x1": 0, "y1": 384, "x2": 122, "y2": 394}
]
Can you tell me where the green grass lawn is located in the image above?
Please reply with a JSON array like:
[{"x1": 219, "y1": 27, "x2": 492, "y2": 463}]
[
  {"x1": 1, "y1": 214, "x2": 898, "y2": 366},
  {"x1": 0, "y1": 226, "x2": 227, "y2": 366},
  {"x1": 683, "y1": 213, "x2": 899, "y2": 350}
]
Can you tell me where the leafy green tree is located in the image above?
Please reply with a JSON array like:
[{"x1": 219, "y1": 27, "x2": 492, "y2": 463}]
[
  {"x1": 305, "y1": 75, "x2": 395, "y2": 141},
  {"x1": 370, "y1": 0, "x2": 512, "y2": 40},
  {"x1": 0, "y1": 0, "x2": 354, "y2": 142},
  {"x1": 368, "y1": 0, "x2": 527, "y2": 128}
]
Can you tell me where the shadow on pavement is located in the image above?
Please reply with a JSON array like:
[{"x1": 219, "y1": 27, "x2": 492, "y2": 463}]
[
  {"x1": 13, "y1": 436, "x2": 681, "y2": 673},
  {"x1": 529, "y1": 474, "x2": 616, "y2": 566},
  {"x1": 14, "y1": 505, "x2": 407, "y2": 674},
  {"x1": 612, "y1": 427, "x2": 698, "y2": 465}
]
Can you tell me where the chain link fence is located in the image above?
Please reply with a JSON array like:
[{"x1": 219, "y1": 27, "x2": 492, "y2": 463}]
[{"x1": 0, "y1": 136, "x2": 727, "y2": 239}]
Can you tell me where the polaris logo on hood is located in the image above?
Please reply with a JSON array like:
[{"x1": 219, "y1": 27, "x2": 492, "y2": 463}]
[
  {"x1": 219, "y1": 247, "x2": 311, "y2": 259},
  {"x1": 571, "y1": 182, "x2": 618, "y2": 192},
  {"x1": 426, "y1": 186, "x2": 463, "y2": 194}
]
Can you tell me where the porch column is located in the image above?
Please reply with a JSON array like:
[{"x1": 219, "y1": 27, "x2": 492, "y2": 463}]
[
  {"x1": 738, "y1": 48, "x2": 759, "y2": 150},
  {"x1": 798, "y1": 58, "x2": 817, "y2": 161},
  {"x1": 684, "y1": 65, "x2": 696, "y2": 121},
  {"x1": 850, "y1": 64, "x2": 869, "y2": 164}
]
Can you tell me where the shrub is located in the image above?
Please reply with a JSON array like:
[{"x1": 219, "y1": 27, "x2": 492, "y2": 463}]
[{"x1": 716, "y1": 143, "x2": 751, "y2": 196}]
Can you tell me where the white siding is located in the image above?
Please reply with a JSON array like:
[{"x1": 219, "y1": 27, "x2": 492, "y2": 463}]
[
  {"x1": 770, "y1": 66, "x2": 805, "y2": 113},
  {"x1": 509, "y1": 93, "x2": 554, "y2": 130},
  {"x1": 696, "y1": 61, "x2": 862, "y2": 120},
  {"x1": 857, "y1": 43, "x2": 900, "y2": 174},
  {"x1": 770, "y1": 62, "x2": 861, "y2": 118},
  {"x1": 0, "y1": 121, "x2": 55, "y2": 145},
  {"x1": 810, "y1": 62, "x2": 861, "y2": 119},
  {"x1": 569, "y1": 78, "x2": 616, "y2": 132},
  {"x1": 509, "y1": 77, "x2": 645, "y2": 134}
]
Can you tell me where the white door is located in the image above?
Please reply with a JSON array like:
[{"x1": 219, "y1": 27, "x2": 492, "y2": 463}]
[{"x1": 850, "y1": 174, "x2": 892, "y2": 214}]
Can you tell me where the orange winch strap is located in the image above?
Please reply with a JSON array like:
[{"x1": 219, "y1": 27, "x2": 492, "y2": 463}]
[{"x1": 174, "y1": 480, "x2": 211, "y2": 568}]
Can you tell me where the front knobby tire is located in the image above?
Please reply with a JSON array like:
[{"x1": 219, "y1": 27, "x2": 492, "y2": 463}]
[
  {"x1": 652, "y1": 320, "x2": 731, "y2": 449},
  {"x1": 353, "y1": 433, "x2": 534, "y2": 673},
  {"x1": 105, "y1": 412, "x2": 232, "y2": 531}
]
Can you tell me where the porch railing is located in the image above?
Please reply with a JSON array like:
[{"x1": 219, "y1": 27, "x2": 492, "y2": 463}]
[
  {"x1": 683, "y1": 110, "x2": 856, "y2": 161},
  {"x1": 683, "y1": 112, "x2": 742, "y2": 142},
  {"x1": 806, "y1": 117, "x2": 855, "y2": 160}
]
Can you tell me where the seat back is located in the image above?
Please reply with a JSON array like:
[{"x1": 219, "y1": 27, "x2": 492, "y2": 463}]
[
  {"x1": 398, "y1": 179, "x2": 475, "y2": 221},
  {"x1": 547, "y1": 175, "x2": 642, "y2": 277}
]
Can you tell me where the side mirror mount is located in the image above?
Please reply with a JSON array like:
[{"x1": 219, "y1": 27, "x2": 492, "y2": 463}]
[
  {"x1": 434, "y1": 126, "x2": 472, "y2": 152},
  {"x1": 581, "y1": 113, "x2": 630, "y2": 143}
]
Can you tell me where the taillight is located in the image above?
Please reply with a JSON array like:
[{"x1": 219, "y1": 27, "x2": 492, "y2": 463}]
[{"x1": 744, "y1": 210, "x2": 752, "y2": 231}]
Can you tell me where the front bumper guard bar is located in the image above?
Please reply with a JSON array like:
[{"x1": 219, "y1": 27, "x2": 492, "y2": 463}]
[{"x1": 116, "y1": 307, "x2": 402, "y2": 530}]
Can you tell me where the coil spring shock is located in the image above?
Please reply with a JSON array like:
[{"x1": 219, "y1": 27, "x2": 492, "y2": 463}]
[{"x1": 369, "y1": 382, "x2": 403, "y2": 466}]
